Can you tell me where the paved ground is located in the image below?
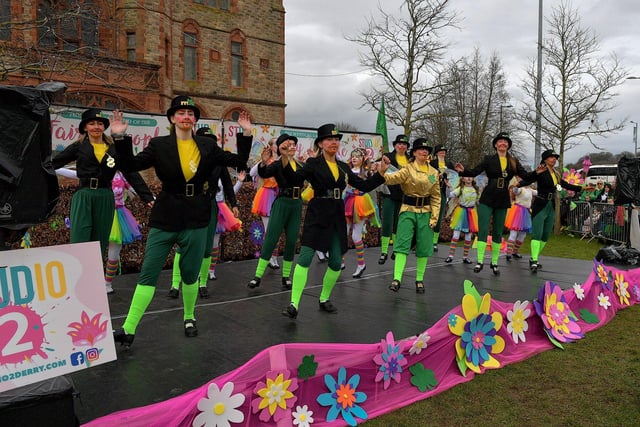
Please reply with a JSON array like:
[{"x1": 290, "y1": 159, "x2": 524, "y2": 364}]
[{"x1": 69, "y1": 245, "x2": 595, "y2": 424}]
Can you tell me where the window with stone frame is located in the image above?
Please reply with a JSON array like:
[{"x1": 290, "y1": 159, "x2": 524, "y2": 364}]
[
  {"x1": 37, "y1": 0, "x2": 99, "y2": 53},
  {"x1": 193, "y1": 0, "x2": 229, "y2": 10},
  {"x1": 0, "y1": 2, "x2": 10, "y2": 40},
  {"x1": 184, "y1": 31, "x2": 198, "y2": 81}
]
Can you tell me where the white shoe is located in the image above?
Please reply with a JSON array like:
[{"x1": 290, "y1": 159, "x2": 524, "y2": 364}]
[
  {"x1": 341, "y1": 262, "x2": 345, "y2": 270},
  {"x1": 105, "y1": 284, "x2": 114, "y2": 294},
  {"x1": 268, "y1": 257, "x2": 280, "y2": 269},
  {"x1": 352, "y1": 264, "x2": 366, "y2": 278},
  {"x1": 208, "y1": 270, "x2": 216, "y2": 280}
]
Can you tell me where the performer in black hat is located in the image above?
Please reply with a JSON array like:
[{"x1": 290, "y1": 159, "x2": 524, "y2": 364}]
[
  {"x1": 278, "y1": 124, "x2": 388, "y2": 318},
  {"x1": 454, "y1": 132, "x2": 534, "y2": 275},
  {"x1": 518, "y1": 149, "x2": 583, "y2": 272},
  {"x1": 429, "y1": 144, "x2": 455, "y2": 252},
  {"x1": 112, "y1": 96, "x2": 251, "y2": 346},
  {"x1": 377, "y1": 134, "x2": 410, "y2": 264},
  {"x1": 382, "y1": 138, "x2": 441, "y2": 294},
  {"x1": 247, "y1": 133, "x2": 304, "y2": 290}
]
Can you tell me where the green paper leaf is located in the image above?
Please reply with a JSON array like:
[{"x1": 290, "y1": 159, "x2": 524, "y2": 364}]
[
  {"x1": 456, "y1": 355, "x2": 468, "y2": 377},
  {"x1": 409, "y1": 363, "x2": 438, "y2": 392},
  {"x1": 579, "y1": 308, "x2": 600, "y2": 324},
  {"x1": 463, "y1": 279, "x2": 482, "y2": 307},
  {"x1": 545, "y1": 330, "x2": 565, "y2": 350},
  {"x1": 297, "y1": 355, "x2": 318, "y2": 380}
]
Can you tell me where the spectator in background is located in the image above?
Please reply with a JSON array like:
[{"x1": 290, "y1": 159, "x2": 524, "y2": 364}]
[
  {"x1": 580, "y1": 183, "x2": 599, "y2": 202},
  {"x1": 429, "y1": 144, "x2": 455, "y2": 252}
]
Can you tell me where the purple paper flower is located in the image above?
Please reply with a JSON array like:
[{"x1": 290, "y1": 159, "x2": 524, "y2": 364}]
[
  {"x1": 373, "y1": 331, "x2": 407, "y2": 389},
  {"x1": 249, "y1": 221, "x2": 265, "y2": 246},
  {"x1": 593, "y1": 259, "x2": 612, "y2": 291},
  {"x1": 534, "y1": 281, "x2": 584, "y2": 347}
]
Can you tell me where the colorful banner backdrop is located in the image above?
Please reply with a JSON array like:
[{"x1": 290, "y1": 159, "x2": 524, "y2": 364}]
[
  {"x1": 50, "y1": 106, "x2": 384, "y2": 165},
  {"x1": 0, "y1": 242, "x2": 116, "y2": 393}
]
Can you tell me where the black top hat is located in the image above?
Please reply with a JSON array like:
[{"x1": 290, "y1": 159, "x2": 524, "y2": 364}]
[
  {"x1": 166, "y1": 96, "x2": 201, "y2": 121},
  {"x1": 433, "y1": 144, "x2": 447, "y2": 154},
  {"x1": 492, "y1": 132, "x2": 512, "y2": 149},
  {"x1": 392, "y1": 134, "x2": 409, "y2": 146},
  {"x1": 314, "y1": 124, "x2": 343, "y2": 146},
  {"x1": 276, "y1": 133, "x2": 298, "y2": 148},
  {"x1": 540, "y1": 149, "x2": 560, "y2": 163},
  {"x1": 79, "y1": 109, "x2": 110, "y2": 134},
  {"x1": 195, "y1": 126, "x2": 217, "y2": 143},
  {"x1": 410, "y1": 138, "x2": 432, "y2": 156}
]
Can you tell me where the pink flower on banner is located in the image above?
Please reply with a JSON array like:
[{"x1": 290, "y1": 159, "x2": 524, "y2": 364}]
[
  {"x1": 373, "y1": 331, "x2": 407, "y2": 389},
  {"x1": 67, "y1": 311, "x2": 109, "y2": 346},
  {"x1": 251, "y1": 370, "x2": 298, "y2": 423},
  {"x1": 563, "y1": 168, "x2": 584, "y2": 186},
  {"x1": 534, "y1": 281, "x2": 583, "y2": 348}
]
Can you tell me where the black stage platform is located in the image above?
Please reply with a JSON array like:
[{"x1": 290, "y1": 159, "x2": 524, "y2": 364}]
[{"x1": 70, "y1": 245, "x2": 595, "y2": 424}]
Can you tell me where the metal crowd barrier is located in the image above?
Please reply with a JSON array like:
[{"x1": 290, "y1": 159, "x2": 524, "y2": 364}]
[{"x1": 563, "y1": 200, "x2": 631, "y2": 245}]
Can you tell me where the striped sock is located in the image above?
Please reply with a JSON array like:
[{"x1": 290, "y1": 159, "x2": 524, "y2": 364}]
[
  {"x1": 209, "y1": 246, "x2": 219, "y2": 274},
  {"x1": 514, "y1": 239, "x2": 523, "y2": 255},
  {"x1": 507, "y1": 239, "x2": 515, "y2": 255},
  {"x1": 354, "y1": 239, "x2": 365, "y2": 265},
  {"x1": 463, "y1": 240, "x2": 471, "y2": 258},
  {"x1": 448, "y1": 238, "x2": 459, "y2": 258},
  {"x1": 105, "y1": 259, "x2": 119, "y2": 285}
]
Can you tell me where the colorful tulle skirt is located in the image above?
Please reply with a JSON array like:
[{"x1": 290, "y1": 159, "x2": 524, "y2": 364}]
[
  {"x1": 109, "y1": 206, "x2": 142, "y2": 245},
  {"x1": 504, "y1": 203, "x2": 532, "y2": 232},
  {"x1": 450, "y1": 206, "x2": 478, "y2": 233},
  {"x1": 251, "y1": 186, "x2": 278, "y2": 217},
  {"x1": 344, "y1": 193, "x2": 381, "y2": 227},
  {"x1": 216, "y1": 201, "x2": 242, "y2": 233}
]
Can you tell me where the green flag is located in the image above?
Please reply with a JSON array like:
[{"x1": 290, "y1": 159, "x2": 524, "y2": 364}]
[{"x1": 376, "y1": 98, "x2": 389, "y2": 151}]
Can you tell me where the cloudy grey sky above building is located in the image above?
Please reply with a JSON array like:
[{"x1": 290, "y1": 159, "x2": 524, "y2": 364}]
[{"x1": 282, "y1": 0, "x2": 640, "y2": 165}]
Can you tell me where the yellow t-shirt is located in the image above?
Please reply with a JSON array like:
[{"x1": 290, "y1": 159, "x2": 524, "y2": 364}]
[
  {"x1": 91, "y1": 142, "x2": 107, "y2": 163},
  {"x1": 326, "y1": 159, "x2": 339, "y2": 181},
  {"x1": 289, "y1": 160, "x2": 297, "y2": 171},
  {"x1": 177, "y1": 138, "x2": 201, "y2": 182},
  {"x1": 397, "y1": 155, "x2": 408, "y2": 168}
]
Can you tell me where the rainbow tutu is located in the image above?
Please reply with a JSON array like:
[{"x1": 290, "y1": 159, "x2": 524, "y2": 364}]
[
  {"x1": 216, "y1": 201, "x2": 242, "y2": 233},
  {"x1": 450, "y1": 206, "x2": 478, "y2": 233},
  {"x1": 344, "y1": 192, "x2": 380, "y2": 226},
  {"x1": 109, "y1": 206, "x2": 142, "y2": 245},
  {"x1": 251, "y1": 186, "x2": 278, "y2": 217},
  {"x1": 504, "y1": 203, "x2": 532, "y2": 232}
]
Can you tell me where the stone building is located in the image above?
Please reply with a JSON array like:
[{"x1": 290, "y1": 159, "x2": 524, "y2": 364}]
[{"x1": 0, "y1": 0, "x2": 285, "y2": 124}]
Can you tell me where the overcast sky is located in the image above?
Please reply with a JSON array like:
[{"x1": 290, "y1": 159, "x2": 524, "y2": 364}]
[{"x1": 281, "y1": 0, "x2": 640, "y2": 165}]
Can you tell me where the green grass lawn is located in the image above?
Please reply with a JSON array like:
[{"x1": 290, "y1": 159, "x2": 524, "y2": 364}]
[{"x1": 365, "y1": 233, "x2": 640, "y2": 426}]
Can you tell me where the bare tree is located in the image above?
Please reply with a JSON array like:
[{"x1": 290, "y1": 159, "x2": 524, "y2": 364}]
[
  {"x1": 518, "y1": 1, "x2": 627, "y2": 171},
  {"x1": 348, "y1": 0, "x2": 460, "y2": 138}
]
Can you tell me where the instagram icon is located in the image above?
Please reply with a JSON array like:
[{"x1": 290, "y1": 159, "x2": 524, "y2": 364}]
[{"x1": 85, "y1": 348, "x2": 100, "y2": 362}]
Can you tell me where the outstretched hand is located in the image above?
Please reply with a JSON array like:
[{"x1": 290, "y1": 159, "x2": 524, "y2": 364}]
[
  {"x1": 110, "y1": 110, "x2": 128, "y2": 135},
  {"x1": 454, "y1": 162, "x2": 464, "y2": 172},
  {"x1": 237, "y1": 111, "x2": 252, "y2": 134}
]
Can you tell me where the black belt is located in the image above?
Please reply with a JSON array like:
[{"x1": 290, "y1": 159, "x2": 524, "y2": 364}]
[
  {"x1": 315, "y1": 188, "x2": 342, "y2": 199},
  {"x1": 278, "y1": 187, "x2": 301, "y2": 199},
  {"x1": 537, "y1": 192, "x2": 555, "y2": 200},
  {"x1": 402, "y1": 195, "x2": 430, "y2": 207},
  {"x1": 163, "y1": 182, "x2": 208, "y2": 197},
  {"x1": 79, "y1": 177, "x2": 111, "y2": 189}
]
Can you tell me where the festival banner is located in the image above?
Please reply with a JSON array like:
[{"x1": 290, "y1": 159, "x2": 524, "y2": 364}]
[
  {"x1": 0, "y1": 242, "x2": 116, "y2": 393},
  {"x1": 50, "y1": 106, "x2": 384, "y2": 166}
]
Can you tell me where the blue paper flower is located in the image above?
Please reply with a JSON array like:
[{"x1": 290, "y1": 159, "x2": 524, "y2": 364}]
[{"x1": 316, "y1": 367, "x2": 367, "y2": 426}]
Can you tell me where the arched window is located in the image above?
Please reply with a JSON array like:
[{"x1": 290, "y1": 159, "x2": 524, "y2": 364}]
[
  {"x1": 230, "y1": 30, "x2": 245, "y2": 87},
  {"x1": 183, "y1": 22, "x2": 200, "y2": 81},
  {"x1": 37, "y1": 0, "x2": 99, "y2": 53}
]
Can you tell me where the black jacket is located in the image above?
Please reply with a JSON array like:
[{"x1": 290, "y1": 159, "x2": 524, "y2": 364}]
[{"x1": 520, "y1": 168, "x2": 582, "y2": 217}]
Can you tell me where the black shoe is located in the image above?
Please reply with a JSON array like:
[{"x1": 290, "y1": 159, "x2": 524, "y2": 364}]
[
  {"x1": 281, "y1": 303, "x2": 298, "y2": 319},
  {"x1": 248, "y1": 277, "x2": 261, "y2": 289},
  {"x1": 463, "y1": 258, "x2": 473, "y2": 264},
  {"x1": 444, "y1": 256, "x2": 453, "y2": 263},
  {"x1": 433, "y1": 245, "x2": 439, "y2": 252},
  {"x1": 490, "y1": 263, "x2": 500, "y2": 275},
  {"x1": 529, "y1": 259, "x2": 539, "y2": 273},
  {"x1": 390, "y1": 253, "x2": 396, "y2": 260},
  {"x1": 319, "y1": 300, "x2": 338, "y2": 313},
  {"x1": 378, "y1": 253, "x2": 388, "y2": 265},
  {"x1": 415, "y1": 281, "x2": 425, "y2": 294},
  {"x1": 506, "y1": 255, "x2": 512, "y2": 261},
  {"x1": 389, "y1": 280, "x2": 401, "y2": 292},
  {"x1": 281, "y1": 277, "x2": 292, "y2": 290},
  {"x1": 113, "y1": 328, "x2": 134, "y2": 348},
  {"x1": 184, "y1": 319, "x2": 198, "y2": 337},
  {"x1": 512, "y1": 253, "x2": 523, "y2": 259},
  {"x1": 473, "y1": 263, "x2": 483, "y2": 273},
  {"x1": 198, "y1": 286, "x2": 209, "y2": 298},
  {"x1": 167, "y1": 288, "x2": 179, "y2": 299}
]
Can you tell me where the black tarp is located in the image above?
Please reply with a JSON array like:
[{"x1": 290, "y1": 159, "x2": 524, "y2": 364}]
[
  {"x1": 614, "y1": 156, "x2": 640, "y2": 205},
  {"x1": 0, "y1": 82, "x2": 65, "y2": 235}
]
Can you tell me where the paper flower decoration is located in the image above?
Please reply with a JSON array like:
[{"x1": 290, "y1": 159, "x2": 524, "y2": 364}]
[
  {"x1": 593, "y1": 259, "x2": 612, "y2": 291},
  {"x1": 448, "y1": 280, "x2": 505, "y2": 376},
  {"x1": 373, "y1": 331, "x2": 407, "y2": 389},
  {"x1": 632, "y1": 284, "x2": 640, "y2": 302},
  {"x1": 251, "y1": 370, "x2": 298, "y2": 423},
  {"x1": 316, "y1": 367, "x2": 368, "y2": 426},
  {"x1": 534, "y1": 281, "x2": 584, "y2": 349},
  {"x1": 597, "y1": 292, "x2": 611, "y2": 310},
  {"x1": 563, "y1": 168, "x2": 583, "y2": 185},
  {"x1": 506, "y1": 300, "x2": 531, "y2": 344},
  {"x1": 409, "y1": 331, "x2": 431, "y2": 355},
  {"x1": 292, "y1": 405, "x2": 314, "y2": 427},
  {"x1": 613, "y1": 272, "x2": 631, "y2": 306},
  {"x1": 67, "y1": 311, "x2": 109, "y2": 346},
  {"x1": 248, "y1": 221, "x2": 265, "y2": 246},
  {"x1": 572, "y1": 283, "x2": 585, "y2": 301},
  {"x1": 193, "y1": 382, "x2": 245, "y2": 427}
]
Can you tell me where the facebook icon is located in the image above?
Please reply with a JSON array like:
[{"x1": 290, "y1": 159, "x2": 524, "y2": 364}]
[{"x1": 70, "y1": 352, "x2": 85, "y2": 366}]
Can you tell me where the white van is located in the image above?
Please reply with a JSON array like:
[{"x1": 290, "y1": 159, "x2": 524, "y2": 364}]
[{"x1": 585, "y1": 164, "x2": 617, "y2": 186}]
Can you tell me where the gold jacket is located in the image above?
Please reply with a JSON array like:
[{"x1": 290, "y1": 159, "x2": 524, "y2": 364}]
[{"x1": 384, "y1": 162, "x2": 441, "y2": 215}]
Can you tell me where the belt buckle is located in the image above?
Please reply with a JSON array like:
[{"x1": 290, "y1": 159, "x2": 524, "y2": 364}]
[
  {"x1": 497, "y1": 178, "x2": 505, "y2": 189},
  {"x1": 548, "y1": 193, "x2": 554, "y2": 200},
  {"x1": 415, "y1": 196, "x2": 424, "y2": 208},
  {"x1": 186, "y1": 183, "x2": 195, "y2": 197},
  {"x1": 333, "y1": 188, "x2": 341, "y2": 199},
  {"x1": 292, "y1": 187, "x2": 300, "y2": 199},
  {"x1": 90, "y1": 177, "x2": 99, "y2": 189}
]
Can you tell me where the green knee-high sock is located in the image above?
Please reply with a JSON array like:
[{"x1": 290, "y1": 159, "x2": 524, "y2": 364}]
[
  {"x1": 433, "y1": 232, "x2": 440, "y2": 244},
  {"x1": 282, "y1": 260, "x2": 293, "y2": 279},
  {"x1": 416, "y1": 257, "x2": 428, "y2": 282},
  {"x1": 531, "y1": 239, "x2": 541, "y2": 261},
  {"x1": 381, "y1": 236, "x2": 391, "y2": 254},
  {"x1": 171, "y1": 252, "x2": 181, "y2": 289},
  {"x1": 393, "y1": 253, "x2": 407, "y2": 281},
  {"x1": 122, "y1": 284, "x2": 155, "y2": 334},
  {"x1": 198, "y1": 257, "x2": 210, "y2": 287},
  {"x1": 491, "y1": 244, "x2": 501, "y2": 264},
  {"x1": 290, "y1": 265, "x2": 309, "y2": 309},
  {"x1": 391, "y1": 233, "x2": 396, "y2": 246},
  {"x1": 476, "y1": 241, "x2": 487, "y2": 264},
  {"x1": 182, "y1": 282, "x2": 198, "y2": 320},
  {"x1": 255, "y1": 258, "x2": 269, "y2": 279},
  {"x1": 319, "y1": 267, "x2": 341, "y2": 302}
]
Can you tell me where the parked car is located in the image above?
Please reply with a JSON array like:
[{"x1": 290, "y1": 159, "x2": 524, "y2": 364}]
[{"x1": 584, "y1": 164, "x2": 617, "y2": 186}]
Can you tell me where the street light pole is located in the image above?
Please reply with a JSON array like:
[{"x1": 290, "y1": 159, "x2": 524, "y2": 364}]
[
  {"x1": 534, "y1": 0, "x2": 543, "y2": 165},
  {"x1": 631, "y1": 120, "x2": 638, "y2": 156},
  {"x1": 499, "y1": 104, "x2": 513, "y2": 130}
]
